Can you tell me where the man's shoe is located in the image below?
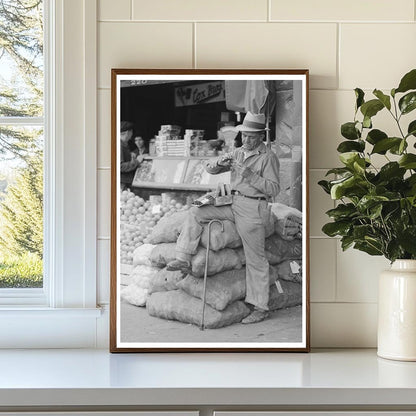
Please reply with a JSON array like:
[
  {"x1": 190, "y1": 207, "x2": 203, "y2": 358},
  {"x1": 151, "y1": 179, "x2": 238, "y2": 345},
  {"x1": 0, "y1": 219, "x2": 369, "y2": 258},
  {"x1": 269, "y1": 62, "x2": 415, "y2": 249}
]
[
  {"x1": 166, "y1": 259, "x2": 191, "y2": 273},
  {"x1": 241, "y1": 309, "x2": 269, "y2": 324}
]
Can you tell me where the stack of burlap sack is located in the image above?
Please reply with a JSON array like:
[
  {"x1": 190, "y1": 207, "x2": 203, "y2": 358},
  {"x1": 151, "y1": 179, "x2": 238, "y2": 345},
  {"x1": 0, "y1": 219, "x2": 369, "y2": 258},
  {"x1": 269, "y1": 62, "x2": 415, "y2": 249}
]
[{"x1": 121, "y1": 202, "x2": 303, "y2": 329}]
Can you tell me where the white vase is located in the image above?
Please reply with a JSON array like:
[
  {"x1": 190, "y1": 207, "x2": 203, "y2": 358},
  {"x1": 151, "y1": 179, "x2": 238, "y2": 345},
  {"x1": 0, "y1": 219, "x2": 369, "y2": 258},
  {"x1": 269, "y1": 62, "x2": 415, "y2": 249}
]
[{"x1": 378, "y1": 259, "x2": 416, "y2": 361}]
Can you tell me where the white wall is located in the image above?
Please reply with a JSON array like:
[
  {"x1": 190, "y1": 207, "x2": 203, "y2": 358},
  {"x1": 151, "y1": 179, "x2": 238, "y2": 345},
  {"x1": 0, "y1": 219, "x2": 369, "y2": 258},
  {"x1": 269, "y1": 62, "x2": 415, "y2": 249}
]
[{"x1": 96, "y1": 0, "x2": 416, "y2": 347}]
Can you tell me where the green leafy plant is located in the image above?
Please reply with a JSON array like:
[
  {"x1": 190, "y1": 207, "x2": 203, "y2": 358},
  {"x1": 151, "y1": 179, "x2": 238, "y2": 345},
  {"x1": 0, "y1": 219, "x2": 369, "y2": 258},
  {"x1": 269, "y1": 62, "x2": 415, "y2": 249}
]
[{"x1": 319, "y1": 69, "x2": 416, "y2": 262}]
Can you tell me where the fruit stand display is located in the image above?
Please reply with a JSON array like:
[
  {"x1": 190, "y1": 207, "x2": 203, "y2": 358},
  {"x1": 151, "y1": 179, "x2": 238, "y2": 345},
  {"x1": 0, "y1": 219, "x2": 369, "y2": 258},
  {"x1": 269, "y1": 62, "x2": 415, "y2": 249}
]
[
  {"x1": 119, "y1": 190, "x2": 192, "y2": 266},
  {"x1": 132, "y1": 156, "x2": 231, "y2": 190}
]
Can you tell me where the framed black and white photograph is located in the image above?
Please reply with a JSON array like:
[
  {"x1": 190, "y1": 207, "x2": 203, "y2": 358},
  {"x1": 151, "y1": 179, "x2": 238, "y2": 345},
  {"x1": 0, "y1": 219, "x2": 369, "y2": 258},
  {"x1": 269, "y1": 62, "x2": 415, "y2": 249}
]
[{"x1": 110, "y1": 69, "x2": 310, "y2": 352}]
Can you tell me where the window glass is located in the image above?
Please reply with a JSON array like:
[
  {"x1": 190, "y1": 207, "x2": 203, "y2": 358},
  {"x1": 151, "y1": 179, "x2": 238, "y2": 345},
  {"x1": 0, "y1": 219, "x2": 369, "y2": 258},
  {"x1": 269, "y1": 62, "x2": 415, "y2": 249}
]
[{"x1": 0, "y1": 0, "x2": 44, "y2": 289}]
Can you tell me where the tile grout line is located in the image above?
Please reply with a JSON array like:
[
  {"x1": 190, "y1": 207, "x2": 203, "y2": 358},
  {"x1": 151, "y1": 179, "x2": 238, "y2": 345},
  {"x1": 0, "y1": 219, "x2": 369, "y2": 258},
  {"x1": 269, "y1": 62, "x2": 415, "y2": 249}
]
[
  {"x1": 193, "y1": 22, "x2": 197, "y2": 69},
  {"x1": 336, "y1": 22, "x2": 340, "y2": 90},
  {"x1": 97, "y1": 19, "x2": 415, "y2": 24},
  {"x1": 130, "y1": 0, "x2": 133, "y2": 20},
  {"x1": 267, "y1": 0, "x2": 271, "y2": 22},
  {"x1": 333, "y1": 229, "x2": 339, "y2": 303}
]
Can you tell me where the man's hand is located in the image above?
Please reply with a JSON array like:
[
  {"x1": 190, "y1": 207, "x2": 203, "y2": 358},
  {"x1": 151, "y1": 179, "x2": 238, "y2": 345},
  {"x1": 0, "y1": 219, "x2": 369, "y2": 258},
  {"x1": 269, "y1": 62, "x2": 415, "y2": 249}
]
[
  {"x1": 232, "y1": 162, "x2": 254, "y2": 179},
  {"x1": 217, "y1": 154, "x2": 233, "y2": 167},
  {"x1": 136, "y1": 154, "x2": 144, "y2": 164}
]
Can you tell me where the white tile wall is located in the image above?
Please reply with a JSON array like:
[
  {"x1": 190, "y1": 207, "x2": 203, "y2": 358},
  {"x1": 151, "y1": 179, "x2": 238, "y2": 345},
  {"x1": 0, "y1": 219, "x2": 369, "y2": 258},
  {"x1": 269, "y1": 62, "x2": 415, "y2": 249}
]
[
  {"x1": 270, "y1": 0, "x2": 415, "y2": 22},
  {"x1": 98, "y1": 22, "x2": 193, "y2": 88},
  {"x1": 339, "y1": 24, "x2": 416, "y2": 90},
  {"x1": 196, "y1": 23, "x2": 338, "y2": 89},
  {"x1": 311, "y1": 303, "x2": 378, "y2": 347},
  {"x1": 336, "y1": 246, "x2": 389, "y2": 303},
  {"x1": 96, "y1": 0, "x2": 416, "y2": 347},
  {"x1": 99, "y1": 0, "x2": 131, "y2": 21},
  {"x1": 132, "y1": 0, "x2": 268, "y2": 21},
  {"x1": 310, "y1": 239, "x2": 336, "y2": 302}
]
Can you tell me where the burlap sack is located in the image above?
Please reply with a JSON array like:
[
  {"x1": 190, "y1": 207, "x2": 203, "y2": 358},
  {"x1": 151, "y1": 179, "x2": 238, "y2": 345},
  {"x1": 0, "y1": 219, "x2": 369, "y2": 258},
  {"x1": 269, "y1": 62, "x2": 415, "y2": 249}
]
[
  {"x1": 121, "y1": 285, "x2": 149, "y2": 307},
  {"x1": 268, "y1": 279, "x2": 302, "y2": 310},
  {"x1": 132, "y1": 243, "x2": 156, "y2": 267},
  {"x1": 121, "y1": 264, "x2": 159, "y2": 286},
  {"x1": 146, "y1": 290, "x2": 250, "y2": 329},
  {"x1": 148, "y1": 211, "x2": 188, "y2": 244},
  {"x1": 149, "y1": 243, "x2": 177, "y2": 267},
  {"x1": 276, "y1": 259, "x2": 302, "y2": 283},
  {"x1": 191, "y1": 246, "x2": 245, "y2": 277},
  {"x1": 199, "y1": 217, "x2": 275, "y2": 251},
  {"x1": 265, "y1": 234, "x2": 302, "y2": 265},
  {"x1": 177, "y1": 266, "x2": 279, "y2": 311},
  {"x1": 200, "y1": 220, "x2": 242, "y2": 251},
  {"x1": 148, "y1": 268, "x2": 185, "y2": 295},
  {"x1": 270, "y1": 202, "x2": 302, "y2": 240}
]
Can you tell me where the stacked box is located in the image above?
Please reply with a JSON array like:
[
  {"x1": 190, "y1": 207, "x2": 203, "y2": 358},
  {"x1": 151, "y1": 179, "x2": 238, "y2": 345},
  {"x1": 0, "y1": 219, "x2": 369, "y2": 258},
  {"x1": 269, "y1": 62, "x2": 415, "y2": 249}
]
[
  {"x1": 184, "y1": 129, "x2": 205, "y2": 156},
  {"x1": 155, "y1": 137, "x2": 188, "y2": 156},
  {"x1": 155, "y1": 124, "x2": 189, "y2": 156},
  {"x1": 159, "y1": 125, "x2": 181, "y2": 136}
]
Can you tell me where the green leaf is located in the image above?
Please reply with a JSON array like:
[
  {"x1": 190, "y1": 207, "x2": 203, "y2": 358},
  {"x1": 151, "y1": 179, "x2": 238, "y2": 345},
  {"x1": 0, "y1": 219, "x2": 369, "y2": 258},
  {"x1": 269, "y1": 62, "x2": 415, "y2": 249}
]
[
  {"x1": 318, "y1": 180, "x2": 331, "y2": 194},
  {"x1": 354, "y1": 241, "x2": 383, "y2": 256},
  {"x1": 353, "y1": 158, "x2": 366, "y2": 174},
  {"x1": 326, "y1": 203, "x2": 357, "y2": 219},
  {"x1": 399, "y1": 154, "x2": 416, "y2": 169},
  {"x1": 391, "y1": 88, "x2": 396, "y2": 98},
  {"x1": 369, "y1": 203, "x2": 383, "y2": 220},
  {"x1": 330, "y1": 175, "x2": 367, "y2": 200},
  {"x1": 407, "y1": 120, "x2": 416, "y2": 137},
  {"x1": 386, "y1": 240, "x2": 403, "y2": 263},
  {"x1": 363, "y1": 116, "x2": 372, "y2": 129},
  {"x1": 398, "y1": 227, "x2": 416, "y2": 255},
  {"x1": 360, "y1": 99, "x2": 384, "y2": 119},
  {"x1": 355, "y1": 88, "x2": 365, "y2": 110},
  {"x1": 341, "y1": 122, "x2": 360, "y2": 140},
  {"x1": 399, "y1": 92, "x2": 416, "y2": 115},
  {"x1": 378, "y1": 162, "x2": 406, "y2": 181},
  {"x1": 357, "y1": 195, "x2": 389, "y2": 212},
  {"x1": 337, "y1": 140, "x2": 365, "y2": 153},
  {"x1": 339, "y1": 152, "x2": 360, "y2": 167},
  {"x1": 322, "y1": 221, "x2": 351, "y2": 237},
  {"x1": 373, "y1": 89, "x2": 391, "y2": 110},
  {"x1": 353, "y1": 224, "x2": 373, "y2": 240},
  {"x1": 371, "y1": 137, "x2": 402, "y2": 154},
  {"x1": 325, "y1": 167, "x2": 352, "y2": 176},
  {"x1": 395, "y1": 69, "x2": 416, "y2": 94},
  {"x1": 390, "y1": 139, "x2": 408, "y2": 155},
  {"x1": 366, "y1": 129, "x2": 387, "y2": 145},
  {"x1": 341, "y1": 235, "x2": 355, "y2": 251}
]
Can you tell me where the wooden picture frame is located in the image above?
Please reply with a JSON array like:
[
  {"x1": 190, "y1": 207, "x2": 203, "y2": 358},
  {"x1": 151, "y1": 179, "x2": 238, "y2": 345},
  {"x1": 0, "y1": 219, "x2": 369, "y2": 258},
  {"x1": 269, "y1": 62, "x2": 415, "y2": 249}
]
[{"x1": 110, "y1": 69, "x2": 310, "y2": 352}]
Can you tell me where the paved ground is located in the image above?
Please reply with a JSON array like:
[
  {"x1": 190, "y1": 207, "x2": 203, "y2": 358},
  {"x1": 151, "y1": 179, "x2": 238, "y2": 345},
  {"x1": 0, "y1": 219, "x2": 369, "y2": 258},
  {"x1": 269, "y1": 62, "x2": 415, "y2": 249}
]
[{"x1": 120, "y1": 299, "x2": 302, "y2": 344}]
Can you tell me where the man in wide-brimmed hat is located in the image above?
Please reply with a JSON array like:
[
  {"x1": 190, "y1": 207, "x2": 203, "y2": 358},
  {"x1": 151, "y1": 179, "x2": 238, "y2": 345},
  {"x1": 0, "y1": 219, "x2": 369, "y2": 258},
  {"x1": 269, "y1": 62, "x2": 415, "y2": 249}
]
[{"x1": 168, "y1": 112, "x2": 280, "y2": 324}]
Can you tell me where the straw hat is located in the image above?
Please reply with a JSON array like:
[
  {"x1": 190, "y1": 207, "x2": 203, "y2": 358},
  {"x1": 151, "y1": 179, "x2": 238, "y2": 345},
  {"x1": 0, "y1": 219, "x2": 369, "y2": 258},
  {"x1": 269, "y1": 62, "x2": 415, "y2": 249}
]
[{"x1": 235, "y1": 112, "x2": 266, "y2": 132}]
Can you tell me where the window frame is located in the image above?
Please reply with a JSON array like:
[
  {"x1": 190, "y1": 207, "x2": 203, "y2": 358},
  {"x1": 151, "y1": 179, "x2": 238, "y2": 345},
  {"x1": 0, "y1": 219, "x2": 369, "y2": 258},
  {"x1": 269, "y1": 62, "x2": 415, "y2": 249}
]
[{"x1": 0, "y1": 0, "x2": 100, "y2": 348}]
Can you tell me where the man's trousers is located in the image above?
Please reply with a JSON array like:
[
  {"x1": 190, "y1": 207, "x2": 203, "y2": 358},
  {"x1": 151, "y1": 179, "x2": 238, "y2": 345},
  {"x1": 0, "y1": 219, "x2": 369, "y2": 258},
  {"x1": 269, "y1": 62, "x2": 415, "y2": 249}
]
[{"x1": 176, "y1": 195, "x2": 272, "y2": 311}]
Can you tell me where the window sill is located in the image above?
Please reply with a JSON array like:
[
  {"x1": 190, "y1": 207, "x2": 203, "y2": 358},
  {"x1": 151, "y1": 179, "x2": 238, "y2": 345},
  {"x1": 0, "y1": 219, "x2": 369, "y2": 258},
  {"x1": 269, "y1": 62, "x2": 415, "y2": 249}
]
[
  {"x1": 0, "y1": 306, "x2": 102, "y2": 316},
  {"x1": 0, "y1": 307, "x2": 104, "y2": 348}
]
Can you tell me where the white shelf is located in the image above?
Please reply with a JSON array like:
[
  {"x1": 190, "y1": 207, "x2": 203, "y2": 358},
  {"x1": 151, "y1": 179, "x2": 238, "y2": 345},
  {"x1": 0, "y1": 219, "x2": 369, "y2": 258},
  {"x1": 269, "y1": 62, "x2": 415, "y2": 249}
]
[{"x1": 0, "y1": 349, "x2": 416, "y2": 408}]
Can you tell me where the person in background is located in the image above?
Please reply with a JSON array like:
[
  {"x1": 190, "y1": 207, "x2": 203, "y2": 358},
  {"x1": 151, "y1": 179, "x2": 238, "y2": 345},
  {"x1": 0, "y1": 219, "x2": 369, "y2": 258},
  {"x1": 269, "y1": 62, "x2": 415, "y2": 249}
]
[
  {"x1": 130, "y1": 134, "x2": 148, "y2": 158},
  {"x1": 120, "y1": 121, "x2": 144, "y2": 190},
  {"x1": 167, "y1": 112, "x2": 280, "y2": 324}
]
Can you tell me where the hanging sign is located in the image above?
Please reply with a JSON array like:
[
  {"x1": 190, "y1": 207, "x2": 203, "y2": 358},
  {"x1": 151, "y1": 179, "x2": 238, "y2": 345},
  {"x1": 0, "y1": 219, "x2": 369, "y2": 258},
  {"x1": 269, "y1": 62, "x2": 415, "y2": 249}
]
[{"x1": 175, "y1": 81, "x2": 225, "y2": 107}]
